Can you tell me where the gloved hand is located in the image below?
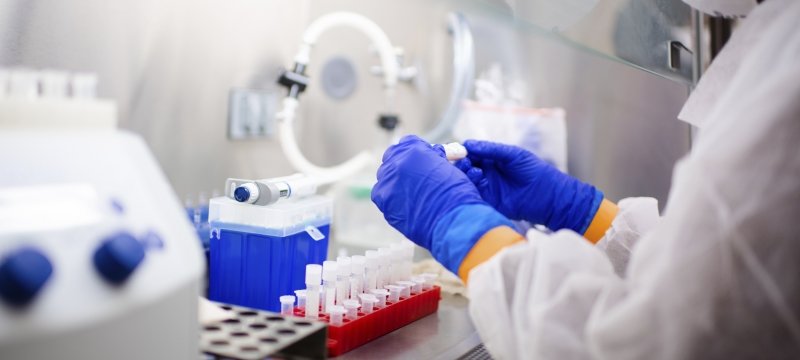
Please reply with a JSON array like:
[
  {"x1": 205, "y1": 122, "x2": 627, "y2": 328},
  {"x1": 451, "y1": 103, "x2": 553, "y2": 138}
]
[
  {"x1": 455, "y1": 140, "x2": 603, "y2": 234},
  {"x1": 372, "y1": 135, "x2": 513, "y2": 273}
]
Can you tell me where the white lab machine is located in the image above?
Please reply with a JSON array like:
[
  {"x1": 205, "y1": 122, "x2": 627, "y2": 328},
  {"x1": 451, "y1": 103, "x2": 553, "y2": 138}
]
[{"x1": 0, "y1": 69, "x2": 204, "y2": 359}]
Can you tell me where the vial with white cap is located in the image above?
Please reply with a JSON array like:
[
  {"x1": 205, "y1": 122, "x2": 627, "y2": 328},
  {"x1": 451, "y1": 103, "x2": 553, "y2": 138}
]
[
  {"x1": 280, "y1": 295, "x2": 295, "y2": 315},
  {"x1": 389, "y1": 243, "x2": 404, "y2": 283},
  {"x1": 385, "y1": 285, "x2": 402, "y2": 303},
  {"x1": 365, "y1": 250, "x2": 379, "y2": 292},
  {"x1": 420, "y1": 273, "x2": 438, "y2": 290},
  {"x1": 335, "y1": 256, "x2": 351, "y2": 304},
  {"x1": 305, "y1": 264, "x2": 322, "y2": 318},
  {"x1": 343, "y1": 299, "x2": 360, "y2": 320},
  {"x1": 294, "y1": 289, "x2": 307, "y2": 310},
  {"x1": 322, "y1": 260, "x2": 338, "y2": 313},
  {"x1": 371, "y1": 289, "x2": 389, "y2": 308},
  {"x1": 328, "y1": 305, "x2": 346, "y2": 326},
  {"x1": 350, "y1": 255, "x2": 366, "y2": 298},
  {"x1": 396, "y1": 281, "x2": 414, "y2": 298},
  {"x1": 377, "y1": 248, "x2": 392, "y2": 288},
  {"x1": 441, "y1": 142, "x2": 468, "y2": 161},
  {"x1": 358, "y1": 294, "x2": 377, "y2": 314},
  {"x1": 410, "y1": 276, "x2": 425, "y2": 295}
]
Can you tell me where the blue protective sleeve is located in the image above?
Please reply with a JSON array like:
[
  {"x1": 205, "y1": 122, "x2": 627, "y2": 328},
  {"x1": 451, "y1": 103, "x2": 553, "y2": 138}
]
[{"x1": 431, "y1": 204, "x2": 514, "y2": 274}]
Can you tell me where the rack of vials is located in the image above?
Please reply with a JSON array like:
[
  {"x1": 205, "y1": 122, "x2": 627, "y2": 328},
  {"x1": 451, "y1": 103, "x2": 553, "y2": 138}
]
[{"x1": 277, "y1": 241, "x2": 441, "y2": 356}]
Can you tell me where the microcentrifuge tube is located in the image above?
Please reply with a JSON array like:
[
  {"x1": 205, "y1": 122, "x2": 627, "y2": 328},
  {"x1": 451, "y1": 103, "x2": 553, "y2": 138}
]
[
  {"x1": 377, "y1": 248, "x2": 392, "y2": 288},
  {"x1": 420, "y1": 273, "x2": 438, "y2": 290},
  {"x1": 365, "y1": 250, "x2": 379, "y2": 292},
  {"x1": 358, "y1": 294, "x2": 377, "y2": 314},
  {"x1": 371, "y1": 289, "x2": 389, "y2": 308},
  {"x1": 410, "y1": 277, "x2": 425, "y2": 294},
  {"x1": 336, "y1": 256, "x2": 351, "y2": 304},
  {"x1": 385, "y1": 285, "x2": 402, "y2": 303},
  {"x1": 350, "y1": 255, "x2": 366, "y2": 298},
  {"x1": 280, "y1": 295, "x2": 295, "y2": 316},
  {"x1": 343, "y1": 299, "x2": 360, "y2": 320},
  {"x1": 396, "y1": 281, "x2": 414, "y2": 298},
  {"x1": 329, "y1": 305, "x2": 345, "y2": 326},
  {"x1": 294, "y1": 290, "x2": 307, "y2": 310},
  {"x1": 389, "y1": 244, "x2": 404, "y2": 283},
  {"x1": 322, "y1": 261, "x2": 337, "y2": 313},
  {"x1": 305, "y1": 264, "x2": 322, "y2": 318}
]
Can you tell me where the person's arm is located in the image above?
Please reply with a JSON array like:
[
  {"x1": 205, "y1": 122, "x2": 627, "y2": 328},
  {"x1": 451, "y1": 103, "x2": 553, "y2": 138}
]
[{"x1": 457, "y1": 198, "x2": 618, "y2": 283}]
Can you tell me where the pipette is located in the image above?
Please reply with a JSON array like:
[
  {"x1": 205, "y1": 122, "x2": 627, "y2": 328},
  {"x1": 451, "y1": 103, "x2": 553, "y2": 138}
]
[{"x1": 225, "y1": 174, "x2": 318, "y2": 206}]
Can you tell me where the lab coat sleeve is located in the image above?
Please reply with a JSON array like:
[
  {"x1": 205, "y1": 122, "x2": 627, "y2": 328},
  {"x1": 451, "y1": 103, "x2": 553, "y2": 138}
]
[{"x1": 467, "y1": 198, "x2": 655, "y2": 360}]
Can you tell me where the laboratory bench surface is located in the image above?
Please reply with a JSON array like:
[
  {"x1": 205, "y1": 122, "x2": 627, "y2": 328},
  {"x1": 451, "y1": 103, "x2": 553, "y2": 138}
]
[{"x1": 333, "y1": 293, "x2": 483, "y2": 359}]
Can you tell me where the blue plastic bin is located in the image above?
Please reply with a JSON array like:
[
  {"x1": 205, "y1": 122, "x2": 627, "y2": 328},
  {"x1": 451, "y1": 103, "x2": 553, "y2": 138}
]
[{"x1": 207, "y1": 196, "x2": 331, "y2": 312}]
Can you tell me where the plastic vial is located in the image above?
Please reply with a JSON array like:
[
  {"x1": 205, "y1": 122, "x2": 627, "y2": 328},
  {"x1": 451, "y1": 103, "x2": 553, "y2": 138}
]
[
  {"x1": 280, "y1": 295, "x2": 295, "y2": 316},
  {"x1": 336, "y1": 256, "x2": 351, "y2": 304},
  {"x1": 350, "y1": 255, "x2": 366, "y2": 298},
  {"x1": 365, "y1": 250, "x2": 379, "y2": 292},
  {"x1": 358, "y1": 294, "x2": 377, "y2": 314},
  {"x1": 377, "y1": 248, "x2": 392, "y2": 288},
  {"x1": 386, "y1": 285, "x2": 402, "y2": 303},
  {"x1": 410, "y1": 277, "x2": 425, "y2": 295},
  {"x1": 343, "y1": 299, "x2": 360, "y2": 320},
  {"x1": 305, "y1": 264, "x2": 322, "y2": 318},
  {"x1": 71, "y1": 72, "x2": 98, "y2": 99},
  {"x1": 294, "y1": 289, "x2": 307, "y2": 310},
  {"x1": 371, "y1": 289, "x2": 389, "y2": 308},
  {"x1": 396, "y1": 281, "x2": 414, "y2": 298},
  {"x1": 329, "y1": 305, "x2": 346, "y2": 326},
  {"x1": 322, "y1": 260, "x2": 338, "y2": 313},
  {"x1": 8, "y1": 68, "x2": 39, "y2": 99},
  {"x1": 420, "y1": 273, "x2": 438, "y2": 290},
  {"x1": 390, "y1": 244, "x2": 404, "y2": 283}
]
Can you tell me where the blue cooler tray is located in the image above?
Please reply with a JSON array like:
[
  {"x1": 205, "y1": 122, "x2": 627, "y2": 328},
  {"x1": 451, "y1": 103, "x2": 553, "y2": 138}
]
[{"x1": 208, "y1": 223, "x2": 329, "y2": 312}]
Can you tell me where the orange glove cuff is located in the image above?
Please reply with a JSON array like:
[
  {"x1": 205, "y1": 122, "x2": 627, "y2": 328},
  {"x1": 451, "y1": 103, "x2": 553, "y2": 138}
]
[
  {"x1": 582, "y1": 198, "x2": 619, "y2": 244},
  {"x1": 457, "y1": 226, "x2": 525, "y2": 283}
]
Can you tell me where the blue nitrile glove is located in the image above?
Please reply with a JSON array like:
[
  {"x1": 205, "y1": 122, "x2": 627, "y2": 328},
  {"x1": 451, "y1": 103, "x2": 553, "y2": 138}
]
[
  {"x1": 372, "y1": 135, "x2": 514, "y2": 273},
  {"x1": 455, "y1": 140, "x2": 603, "y2": 234}
]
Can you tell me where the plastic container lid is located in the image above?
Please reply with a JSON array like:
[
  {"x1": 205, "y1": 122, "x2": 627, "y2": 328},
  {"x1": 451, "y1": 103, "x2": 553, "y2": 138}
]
[
  {"x1": 305, "y1": 264, "x2": 322, "y2": 285},
  {"x1": 280, "y1": 295, "x2": 296, "y2": 304},
  {"x1": 209, "y1": 195, "x2": 332, "y2": 237}
]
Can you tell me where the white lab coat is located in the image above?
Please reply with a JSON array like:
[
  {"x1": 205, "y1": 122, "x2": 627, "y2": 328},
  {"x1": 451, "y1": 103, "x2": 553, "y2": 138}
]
[{"x1": 467, "y1": 0, "x2": 800, "y2": 358}]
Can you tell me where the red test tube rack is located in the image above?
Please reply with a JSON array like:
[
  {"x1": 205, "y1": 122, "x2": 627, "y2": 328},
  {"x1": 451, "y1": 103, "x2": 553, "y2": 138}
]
[{"x1": 293, "y1": 286, "x2": 441, "y2": 356}]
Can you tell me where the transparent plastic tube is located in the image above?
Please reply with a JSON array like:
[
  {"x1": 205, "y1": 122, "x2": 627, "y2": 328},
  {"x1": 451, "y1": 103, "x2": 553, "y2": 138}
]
[
  {"x1": 351, "y1": 255, "x2": 366, "y2": 298},
  {"x1": 336, "y1": 256, "x2": 351, "y2": 304},
  {"x1": 377, "y1": 248, "x2": 391, "y2": 288},
  {"x1": 305, "y1": 264, "x2": 322, "y2": 318},
  {"x1": 386, "y1": 285, "x2": 402, "y2": 303},
  {"x1": 294, "y1": 290, "x2": 307, "y2": 310},
  {"x1": 280, "y1": 295, "x2": 295, "y2": 315},
  {"x1": 365, "y1": 250, "x2": 379, "y2": 291},
  {"x1": 358, "y1": 294, "x2": 377, "y2": 314},
  {"x1": 343, "y1": 299, "x2": 360, "y2": 320},
  {"x1": 396, "y1": 281, "x2": 414, "y2": 298},
  {"x1": 420, "y1": 273, "x2": 438, "y2": 290},
  {"x1": 371, "y1": 289, "x2": 389, "y2": 308},
  {"x1": 410, "y1": 277, "x2": 425, "y2": 295},
  {"x1": 322, "y1": 260, "x2": 338, "y2": 313},
  {"x1": 329, "y1": 305, "x2": 346, "y2": 326}
]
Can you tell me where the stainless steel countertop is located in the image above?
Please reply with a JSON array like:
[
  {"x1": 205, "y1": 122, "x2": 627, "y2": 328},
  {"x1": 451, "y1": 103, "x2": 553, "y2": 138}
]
[{"x1": 334, "y1": 294, "x2": 482, "y2": 359}]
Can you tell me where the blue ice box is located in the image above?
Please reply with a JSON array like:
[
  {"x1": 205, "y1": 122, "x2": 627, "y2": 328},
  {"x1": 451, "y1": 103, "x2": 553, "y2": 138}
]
[{"x1": 207, "y1": 195, "x2": 331, "y2": 312}]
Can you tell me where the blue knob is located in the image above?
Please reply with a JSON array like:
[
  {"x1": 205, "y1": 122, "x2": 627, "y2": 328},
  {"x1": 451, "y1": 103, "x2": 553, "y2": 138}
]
[
  {"x1": 93, "y1": 232, "x2": 145, "y2": 285},
  {"x1": 233, "y1": 186, "x2": 251, "y2": 202},
  {"x1": 0, "y1": 247, "x2": 53, "y2": 307}
]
